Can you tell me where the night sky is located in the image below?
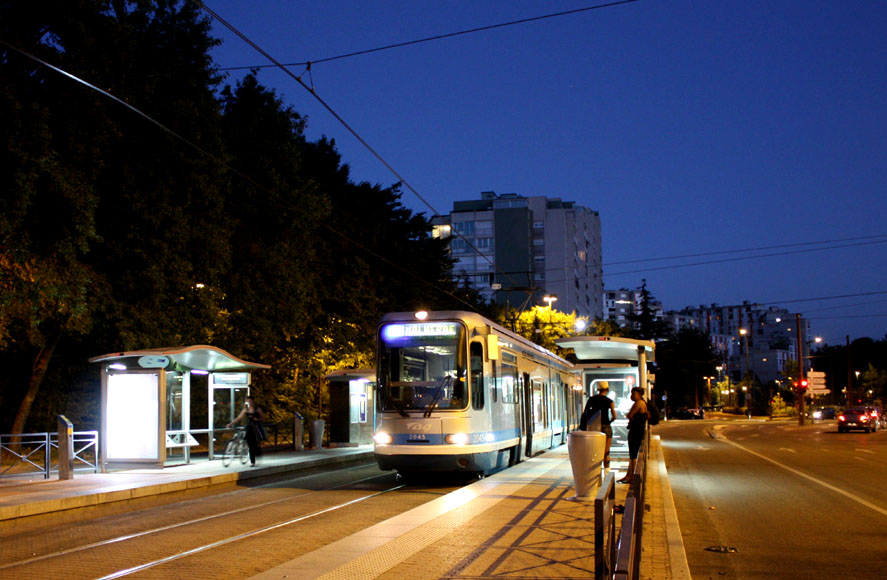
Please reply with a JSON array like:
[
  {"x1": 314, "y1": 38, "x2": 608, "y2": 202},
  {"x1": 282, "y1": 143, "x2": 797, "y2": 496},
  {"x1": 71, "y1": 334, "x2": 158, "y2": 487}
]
[{"x1": 204, "y1": 1, "x2": 887, "y2": 344}]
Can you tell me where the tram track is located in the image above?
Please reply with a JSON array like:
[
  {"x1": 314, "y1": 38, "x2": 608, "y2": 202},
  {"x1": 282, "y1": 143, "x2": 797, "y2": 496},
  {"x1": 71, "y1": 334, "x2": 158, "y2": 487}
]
[{"x1": 0, "y1": 463, "x2": 454, "y2": 580}]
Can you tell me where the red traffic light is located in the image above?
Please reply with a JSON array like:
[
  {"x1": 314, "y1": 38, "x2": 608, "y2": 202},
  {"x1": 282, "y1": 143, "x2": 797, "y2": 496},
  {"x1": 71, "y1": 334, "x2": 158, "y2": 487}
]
[{"x1": 798, "y1": 379, "x2": 808, "y2": 389}]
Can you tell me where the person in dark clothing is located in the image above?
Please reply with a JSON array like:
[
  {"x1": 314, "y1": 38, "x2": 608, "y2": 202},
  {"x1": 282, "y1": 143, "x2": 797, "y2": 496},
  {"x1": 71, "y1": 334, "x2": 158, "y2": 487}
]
[
  {"x1": 579, "y1": 381, "x2": 616, "y2": 467},
  {"x1": 227, "y1": 396, "x2": 265, "y2": 466},
  {"x1": 619, "y1": 387, "x2": 648, "y2": 484}
]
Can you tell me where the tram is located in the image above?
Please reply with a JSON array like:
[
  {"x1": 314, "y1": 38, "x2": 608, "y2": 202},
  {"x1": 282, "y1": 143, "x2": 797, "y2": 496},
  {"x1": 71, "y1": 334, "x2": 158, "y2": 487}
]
[{"x1": 372, "y1": 310, "x2": 583, "y2": 476}]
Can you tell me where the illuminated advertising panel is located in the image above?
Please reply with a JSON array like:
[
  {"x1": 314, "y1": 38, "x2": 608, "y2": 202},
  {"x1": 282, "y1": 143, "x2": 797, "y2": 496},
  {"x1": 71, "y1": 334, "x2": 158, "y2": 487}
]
[{"x1": 106, "y1": 373, "x2": 160, "y2": 460}]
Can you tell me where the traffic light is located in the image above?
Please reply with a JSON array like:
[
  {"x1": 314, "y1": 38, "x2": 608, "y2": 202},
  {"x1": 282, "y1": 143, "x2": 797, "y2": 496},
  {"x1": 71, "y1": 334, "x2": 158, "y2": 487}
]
[{"x1": 799, "y1": 379, "x2": 808, "y2": 389}]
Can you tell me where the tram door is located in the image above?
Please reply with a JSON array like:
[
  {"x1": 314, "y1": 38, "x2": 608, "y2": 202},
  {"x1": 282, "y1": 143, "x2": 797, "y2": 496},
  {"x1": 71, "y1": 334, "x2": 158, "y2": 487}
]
[{"x1": 522, "y1": 373, "x2": 533, "y2": 457}]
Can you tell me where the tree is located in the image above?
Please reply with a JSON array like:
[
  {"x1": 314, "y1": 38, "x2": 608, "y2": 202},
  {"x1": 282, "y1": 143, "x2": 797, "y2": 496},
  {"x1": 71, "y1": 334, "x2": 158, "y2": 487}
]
[
  {"x1": 654, "y1": 328, "x2": 718, "y2": 410},
  {"x1": 625, "y1": 279, "x2": 671, "y2": 340},
  {"x1": 859, "y1": 363, "x2": 887, "y2": 404},
  {"x1": 1, "y1": 0, "x2": 229, "y2": 431},
  {"x1": 506, "y1": 306, "x2": 579, "y2": 351}
]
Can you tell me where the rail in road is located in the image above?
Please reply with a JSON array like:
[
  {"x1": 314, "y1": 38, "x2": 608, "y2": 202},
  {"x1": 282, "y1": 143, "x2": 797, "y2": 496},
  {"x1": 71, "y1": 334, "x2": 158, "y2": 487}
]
[{"x1": 0, "y1": 463, "x2": 421, "y2": 579}]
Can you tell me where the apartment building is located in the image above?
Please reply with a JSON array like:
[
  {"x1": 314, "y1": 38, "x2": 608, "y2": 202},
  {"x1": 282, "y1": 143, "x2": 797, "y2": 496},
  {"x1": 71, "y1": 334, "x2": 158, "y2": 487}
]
[{"x1": 432, "y1": 191, "x2": 603, "y2": 320}]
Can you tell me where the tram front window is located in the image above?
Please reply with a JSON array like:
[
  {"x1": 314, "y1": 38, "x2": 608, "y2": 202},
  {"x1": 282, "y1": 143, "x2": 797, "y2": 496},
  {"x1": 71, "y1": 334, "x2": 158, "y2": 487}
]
[{"x1": 379, "y1": 322, "x2": 467, "y2": 411}]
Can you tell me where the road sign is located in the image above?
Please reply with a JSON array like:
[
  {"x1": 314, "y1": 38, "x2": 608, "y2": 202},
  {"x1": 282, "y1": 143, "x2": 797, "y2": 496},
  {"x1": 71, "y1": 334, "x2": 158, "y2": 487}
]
[
  {"x1": 808, "y1": 378, "x2": 827, "y2": 387},
  {"x1": 808, "y1": 371, "x2": 826, "y2": 379}
]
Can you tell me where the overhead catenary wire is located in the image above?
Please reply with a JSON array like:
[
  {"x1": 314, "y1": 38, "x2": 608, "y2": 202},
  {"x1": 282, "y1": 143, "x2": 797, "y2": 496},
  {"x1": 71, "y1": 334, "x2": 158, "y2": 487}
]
[
  {"x1": 603, "y1": 234, "x2": 887, "y2": 266},
  {"x1": 604, "y1": 238, "x2": 887, "y2": 277},
  {"x1": 196, "y1": 2, "x2": 528, "y2": 294},
  {"x1": 216, "y1": 0, "x2": 641, "y2": 71}
]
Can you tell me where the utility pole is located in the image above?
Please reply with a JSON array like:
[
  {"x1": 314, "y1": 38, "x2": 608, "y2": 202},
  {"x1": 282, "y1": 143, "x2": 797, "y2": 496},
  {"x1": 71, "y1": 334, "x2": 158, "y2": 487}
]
[
  {"x1": 846, "y1": 335, "x2": 852, "y2": 406},
  {"x1": 797, "y1": 313, "x2": 806, "y2": 426}
]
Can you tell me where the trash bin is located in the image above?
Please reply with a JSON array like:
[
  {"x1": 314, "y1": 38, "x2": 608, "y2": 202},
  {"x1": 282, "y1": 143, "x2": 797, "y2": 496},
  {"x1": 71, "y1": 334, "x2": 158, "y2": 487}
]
[
  {"x1": 309, "y1": 420, "x2": 325, "y2": 449},
  {"x1": 567, "y1": 430, "x2": 606, "y2": 500},
  {"x1": 293, "y1": 413, "x2": 304, "y2": 451}
]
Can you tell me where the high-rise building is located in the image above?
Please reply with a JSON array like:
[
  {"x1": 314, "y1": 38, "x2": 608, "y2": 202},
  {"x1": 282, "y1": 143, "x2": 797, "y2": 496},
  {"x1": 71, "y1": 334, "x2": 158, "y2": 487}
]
[{"x1": 432, "y1": 191, "x2": 602, "y2": 320}]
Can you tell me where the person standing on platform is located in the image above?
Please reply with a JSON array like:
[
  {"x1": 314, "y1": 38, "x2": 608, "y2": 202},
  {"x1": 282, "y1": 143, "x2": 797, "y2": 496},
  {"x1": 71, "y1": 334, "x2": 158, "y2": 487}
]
[
  {"x1": 579, "y1": 381, "x2": 616, "y2": 467},
  {"x1": 619, "y1": 387, "x2": 648, "y2": 484}
]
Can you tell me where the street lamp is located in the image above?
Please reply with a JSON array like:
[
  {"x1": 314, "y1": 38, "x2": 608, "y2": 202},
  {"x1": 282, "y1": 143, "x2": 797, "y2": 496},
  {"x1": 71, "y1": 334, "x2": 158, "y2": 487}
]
[
  {"x1": 739, "y1": 328, "x2": 751, "y2": 417},
  {"x1": 542, "y1": 294, "x2": 557, "y2": 346}
]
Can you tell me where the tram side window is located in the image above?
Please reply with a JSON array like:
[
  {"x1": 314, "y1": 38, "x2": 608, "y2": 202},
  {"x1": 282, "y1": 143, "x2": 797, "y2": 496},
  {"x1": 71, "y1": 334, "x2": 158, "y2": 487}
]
[
  {"x1": 470, "y1": 342, "x2": 484, "y2": 409},
  {"x1": 492, "y1": 361, "x2": 498, "y2": 403},
  {"x1": 501, "y1": 353, "x2": 518, "y2": 404}
]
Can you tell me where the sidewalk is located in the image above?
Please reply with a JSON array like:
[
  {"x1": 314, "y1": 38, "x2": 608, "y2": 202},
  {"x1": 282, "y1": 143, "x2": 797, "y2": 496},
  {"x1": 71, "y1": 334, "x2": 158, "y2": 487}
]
[{"x1": 0, "y1": 438, "x2": 690, "y2": 579}]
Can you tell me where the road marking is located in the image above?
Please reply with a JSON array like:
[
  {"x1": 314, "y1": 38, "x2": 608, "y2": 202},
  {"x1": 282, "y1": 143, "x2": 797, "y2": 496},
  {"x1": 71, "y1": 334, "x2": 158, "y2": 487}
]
[
  {"x1": 779, "y1": 448, "x2": 797, "y2": 453},
  {"x1": 856, "y1": 449, "x2": 875, "y2": 454},
  {"x1": 721, "y1": 438, "x2": 887, "y2": 518}
]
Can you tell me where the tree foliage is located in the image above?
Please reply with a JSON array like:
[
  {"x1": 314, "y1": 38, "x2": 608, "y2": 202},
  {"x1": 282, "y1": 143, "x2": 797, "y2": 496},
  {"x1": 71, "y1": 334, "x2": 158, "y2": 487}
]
[
  {"x1": 654, "y1": 328, "x2": 719, "y2": 410},
  {"x1": 0, "y1": 1, "x2": 468, "y2": 432}
]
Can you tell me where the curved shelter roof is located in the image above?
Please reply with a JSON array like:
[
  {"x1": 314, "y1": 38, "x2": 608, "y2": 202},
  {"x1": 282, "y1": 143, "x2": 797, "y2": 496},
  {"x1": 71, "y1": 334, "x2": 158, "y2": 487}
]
[
  {"x1": 89, "y1": 345, "x2": 270, "y2": 372},
  {"x1": 555, "y1": 336, "x2": 655, "y2": 363}
]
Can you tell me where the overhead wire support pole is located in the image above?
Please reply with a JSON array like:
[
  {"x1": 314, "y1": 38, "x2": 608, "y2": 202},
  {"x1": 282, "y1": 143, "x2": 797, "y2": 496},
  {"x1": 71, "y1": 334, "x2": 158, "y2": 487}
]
[{"x1": 797, "y1": 313, "x2": 806, "y2": 426}]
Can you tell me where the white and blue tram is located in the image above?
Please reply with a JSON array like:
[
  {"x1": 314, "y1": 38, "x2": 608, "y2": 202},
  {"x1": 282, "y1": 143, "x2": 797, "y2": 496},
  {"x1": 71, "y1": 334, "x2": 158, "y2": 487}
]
[{"x1": 372, "y1": 310, "x2": 583, "y2": 476}]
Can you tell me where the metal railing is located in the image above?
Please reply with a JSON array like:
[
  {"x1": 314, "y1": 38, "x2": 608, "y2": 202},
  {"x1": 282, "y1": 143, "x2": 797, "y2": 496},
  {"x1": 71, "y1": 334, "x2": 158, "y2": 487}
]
[
  {"x1": 613, "y1": 427, "x2": 650, "y2": 580},
  {"x1": 1, "y1": 430, "x2": 99, "y2": 480},
  {"x1": 594, "y1": 471, "x2": 618, "y2": 580}
]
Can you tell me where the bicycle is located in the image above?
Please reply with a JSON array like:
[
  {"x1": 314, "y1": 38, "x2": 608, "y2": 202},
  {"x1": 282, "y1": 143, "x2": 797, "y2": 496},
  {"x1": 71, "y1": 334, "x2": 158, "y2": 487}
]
[{"x1": 222, "y1": 427, "x2": 249, "y2": 467}]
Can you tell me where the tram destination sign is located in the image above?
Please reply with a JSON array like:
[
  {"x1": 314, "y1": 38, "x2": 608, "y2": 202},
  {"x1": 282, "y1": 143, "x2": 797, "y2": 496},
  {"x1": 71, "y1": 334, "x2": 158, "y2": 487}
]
[{"x1": 382, "y1": 322, "x2": 459, "y2": 341}]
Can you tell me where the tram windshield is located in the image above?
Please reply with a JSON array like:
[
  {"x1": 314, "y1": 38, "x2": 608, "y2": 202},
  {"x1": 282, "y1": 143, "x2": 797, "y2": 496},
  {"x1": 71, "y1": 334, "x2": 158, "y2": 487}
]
[{"x1": 378, "y1": 321, "x2": 467, "y2": 412}]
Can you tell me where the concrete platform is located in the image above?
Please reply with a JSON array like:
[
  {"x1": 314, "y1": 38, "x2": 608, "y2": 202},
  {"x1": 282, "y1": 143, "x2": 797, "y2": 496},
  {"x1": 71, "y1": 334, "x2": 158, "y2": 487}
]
[{"x1": 0, "y1": 437, "x2": 690, "y2": 579}]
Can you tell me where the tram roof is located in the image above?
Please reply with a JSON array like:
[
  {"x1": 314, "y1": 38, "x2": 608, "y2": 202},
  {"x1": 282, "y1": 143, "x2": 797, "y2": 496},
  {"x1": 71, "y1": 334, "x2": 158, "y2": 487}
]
[
  {"x1": 555, "y1": 336, "x2": 655, "y2": 363},
  {"x1": 89, "y1": 345, "x2": 270, "y2": 371}
]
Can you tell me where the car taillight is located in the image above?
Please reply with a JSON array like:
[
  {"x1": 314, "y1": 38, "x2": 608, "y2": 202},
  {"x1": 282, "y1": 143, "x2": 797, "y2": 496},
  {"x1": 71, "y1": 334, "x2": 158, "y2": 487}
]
[
  {"x1": 838, "y1": 415, "x2": 845, "y2": 421},
  {"x1": 861, "y1": 416, "x2": 869, "y2": 422}
]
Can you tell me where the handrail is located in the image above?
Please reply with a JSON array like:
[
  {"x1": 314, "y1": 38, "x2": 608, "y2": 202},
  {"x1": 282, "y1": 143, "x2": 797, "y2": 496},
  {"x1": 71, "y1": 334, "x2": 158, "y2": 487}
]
[
  {"x1": 613, "y1": 426, "x2": 650, "y2": 580},
  {"x1": 594, "y1": 471, "x2": 617, "y2": 580}
]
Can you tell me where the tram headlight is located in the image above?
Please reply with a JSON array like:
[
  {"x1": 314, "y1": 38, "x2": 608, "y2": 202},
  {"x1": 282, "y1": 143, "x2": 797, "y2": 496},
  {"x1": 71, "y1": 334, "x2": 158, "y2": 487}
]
[
  {"x1": 445, "y1": 432, "x2": 469, "y2": 446},
  {"x1": 373, "y1": 431, "x2": 392, "y2": 445}
]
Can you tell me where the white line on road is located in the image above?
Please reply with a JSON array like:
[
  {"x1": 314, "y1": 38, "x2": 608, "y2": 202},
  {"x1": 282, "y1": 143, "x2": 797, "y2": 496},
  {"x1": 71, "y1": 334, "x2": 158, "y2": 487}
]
[
  {"x1": 855, "y1": 449, "x2": 876, "y2": 454},
  {"x1": 721, "y1": 438, "x2": 887, "y2": 518},
  {"x1": 779, "y1": 448, "x2": 797, "y2": 453}
]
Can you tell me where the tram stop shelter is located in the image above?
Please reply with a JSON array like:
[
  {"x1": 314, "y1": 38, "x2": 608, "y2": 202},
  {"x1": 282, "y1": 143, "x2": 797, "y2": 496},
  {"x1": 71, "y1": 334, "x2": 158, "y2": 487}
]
[
  {"x1": 556, "y1": 336, "x2": 655, "y2": 454},
  {"x1": 89, "y1": 345, "x2": 270, "y2": 469},
  {"x1": 323, "y1": 369, "x2": 376, "y2": 447}
]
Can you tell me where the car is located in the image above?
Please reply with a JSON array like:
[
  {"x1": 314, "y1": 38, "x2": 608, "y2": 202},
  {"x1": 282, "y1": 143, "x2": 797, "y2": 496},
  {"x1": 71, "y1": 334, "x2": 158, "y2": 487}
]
[
  {"x1": 837, "y1": 408, "x2": 877, "y2": 433},
  {"x1": 865, "y1": 407, "x2": 885, "y2": 429},
  {"x1": 810, "y1": 407, "x2": 836, "y2": 420},
  {"x1": 669, "y1": 407, "x2": 704, "y2": 420}
]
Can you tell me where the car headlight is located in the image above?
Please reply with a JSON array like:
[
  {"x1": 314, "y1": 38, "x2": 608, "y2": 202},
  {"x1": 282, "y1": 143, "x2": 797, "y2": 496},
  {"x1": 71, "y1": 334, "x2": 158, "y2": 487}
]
[{"x1": 373, "y1": 431, "x2": 392, "y2": 445}]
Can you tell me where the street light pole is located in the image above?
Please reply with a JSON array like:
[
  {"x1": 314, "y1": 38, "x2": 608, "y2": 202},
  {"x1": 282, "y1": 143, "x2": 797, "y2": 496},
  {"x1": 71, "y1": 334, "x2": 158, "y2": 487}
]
[
  {"x1": 796, "y1": 313, "x2": 806, "y2": 426},
  {"x1": 542, "y1": 294, "x2": 557, "y2": 347},
  {"x1": 740, "y1": 328, "x2": 751, "y2": 417}
]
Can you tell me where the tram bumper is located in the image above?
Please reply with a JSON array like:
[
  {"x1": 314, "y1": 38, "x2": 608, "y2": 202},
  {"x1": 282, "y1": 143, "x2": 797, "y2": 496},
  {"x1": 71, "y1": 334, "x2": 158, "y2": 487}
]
[{"x1": 374, "y1": 445, "x2": 497, "y2": 473}]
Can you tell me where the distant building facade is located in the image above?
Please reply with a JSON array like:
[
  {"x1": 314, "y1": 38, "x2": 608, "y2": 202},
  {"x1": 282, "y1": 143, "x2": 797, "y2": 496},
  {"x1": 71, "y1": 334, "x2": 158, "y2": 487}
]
[
  {"x1": 665, "y1": 302, "x2": 813, "y2": 386},
  {"x1": 603, "y1": 286, "x2": 666, "y2": 329},
  {"x1": 432, "y1": 191, "x2": 603, "y2": 320}
]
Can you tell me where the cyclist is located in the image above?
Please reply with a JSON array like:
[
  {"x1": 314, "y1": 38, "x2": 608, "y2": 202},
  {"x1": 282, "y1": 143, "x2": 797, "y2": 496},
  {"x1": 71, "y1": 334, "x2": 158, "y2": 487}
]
[{"x1": 227, "y1": 396, "x2": 266, "y2": 466}]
